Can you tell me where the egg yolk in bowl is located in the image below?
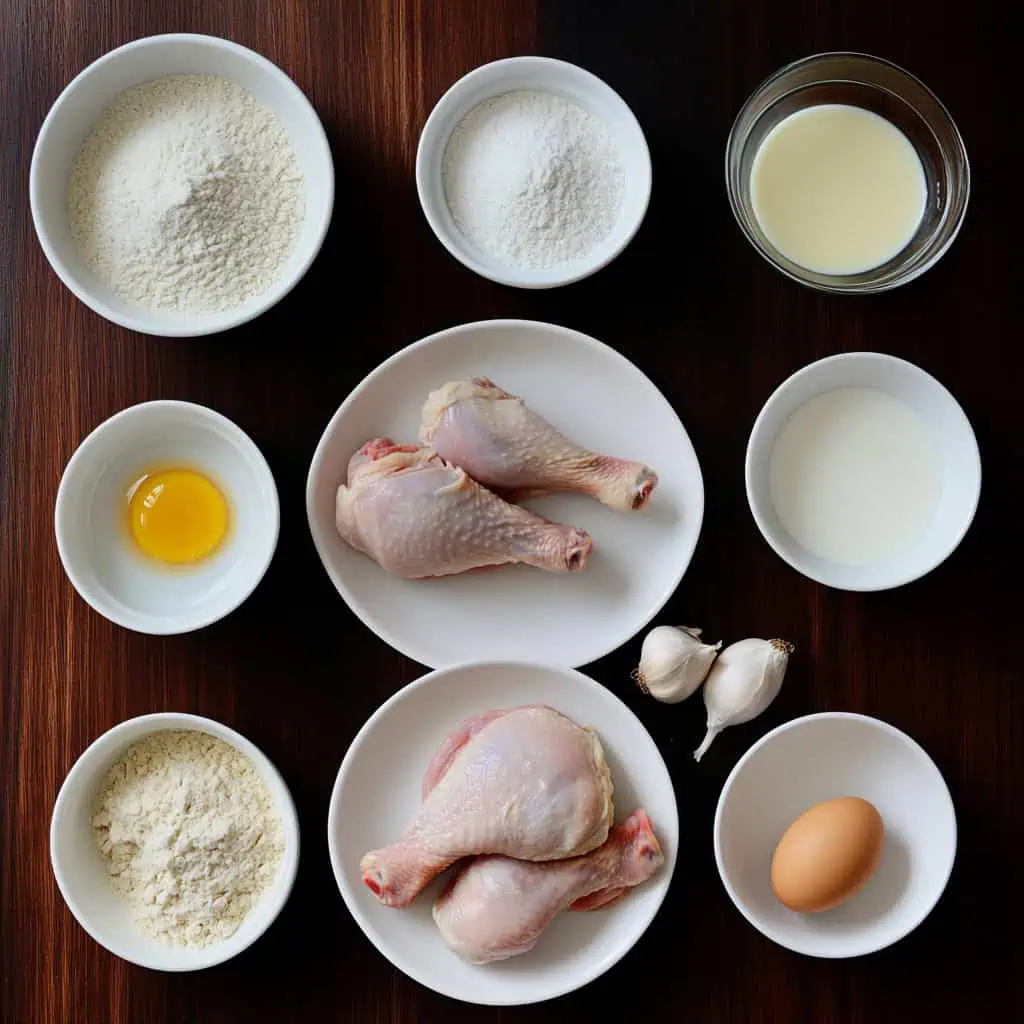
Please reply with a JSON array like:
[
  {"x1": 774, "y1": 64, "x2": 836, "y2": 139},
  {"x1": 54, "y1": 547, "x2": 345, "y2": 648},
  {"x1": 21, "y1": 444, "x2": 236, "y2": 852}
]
[{"x1": 127, "y1": 468, "x2": 229, "y2": 564}]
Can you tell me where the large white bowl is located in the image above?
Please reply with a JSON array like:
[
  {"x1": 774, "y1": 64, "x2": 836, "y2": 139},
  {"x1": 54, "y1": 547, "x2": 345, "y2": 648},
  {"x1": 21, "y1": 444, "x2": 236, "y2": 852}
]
[
  {"x1": 55, "y1": 400, "x2": 280, "y2": 634},
  {"x1": 327, "y1": 661, "x2": 678, "y2": 1005},
  {"x1": 416, "y1": 56, "x2": 652, "y2": 288},
  {"x1": 745, "y1": 352, "x2": 981, "y2": 591},
  {"x1": 50, "y1": 713, "x2": 300, "y2": 971},
  {"x1": 714, "y1": 713, "x2": 957, "y2": 959},
  {"x1": 30, "y1": 33, "x2": 334, "y2": 337},
  {"x1": 306, "y1": 319, "x2": 703, "y2": 669}
]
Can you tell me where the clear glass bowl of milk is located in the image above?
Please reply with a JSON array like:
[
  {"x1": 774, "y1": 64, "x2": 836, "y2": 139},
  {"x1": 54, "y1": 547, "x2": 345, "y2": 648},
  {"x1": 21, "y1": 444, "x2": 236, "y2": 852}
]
[{"x1": 726, "y1": 53, "x2": 969, "y2": 293}]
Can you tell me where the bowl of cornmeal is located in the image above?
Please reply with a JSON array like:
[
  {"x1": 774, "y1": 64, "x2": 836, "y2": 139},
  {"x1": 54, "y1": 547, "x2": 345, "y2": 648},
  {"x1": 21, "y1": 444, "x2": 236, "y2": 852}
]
[
  {"x1": 50, "y1": 713, "x2": 300, "y2": 972},
  {"x1": 30, "y1": 33, "x2": 334, "y2": 337}
]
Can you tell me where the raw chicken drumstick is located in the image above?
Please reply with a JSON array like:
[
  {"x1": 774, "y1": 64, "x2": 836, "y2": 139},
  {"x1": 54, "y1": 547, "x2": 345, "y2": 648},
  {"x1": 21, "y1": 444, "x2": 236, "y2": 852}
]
[
  {"x1": 360, "y1": 705, "x2": 614, "y2": 908},
  {"x1": 433, "y1": 809, "x2": 664, "y2": 964},
  {"x1": 335, "y1": 439, "x2": 592, "y2": 578},
  {"x1": 419, "y1": 378, "x2": 658, "y2": 512}
]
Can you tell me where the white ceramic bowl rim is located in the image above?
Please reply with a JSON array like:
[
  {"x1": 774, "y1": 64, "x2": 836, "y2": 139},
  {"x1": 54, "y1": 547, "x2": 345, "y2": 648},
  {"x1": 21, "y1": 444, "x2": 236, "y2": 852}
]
[
  {"x1": 745, "y1": 351, "x2": 981, "y2": 591},
  {"x1": 415, "y1": 56, "x2": 652, "y2": 289},
  {"x1": 50, "y1": 712, "x2": 301, "y2": 972},
  {"x1": 54, "y1": 399, "x2": 281, "y2": 634},
  {"x1": 713, "y1": 711, "x2": 958, "y2": 958},
  {"x1": 29, "y1": 32, "x2": 335, "y2": 337}
]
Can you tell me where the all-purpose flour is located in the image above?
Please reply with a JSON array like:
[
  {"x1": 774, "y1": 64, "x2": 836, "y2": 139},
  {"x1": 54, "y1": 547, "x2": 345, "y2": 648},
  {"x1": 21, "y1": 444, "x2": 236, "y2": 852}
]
[
  {"x1": 67, "y1": 75, "x2": 304, "y2": 314},
  {"x1": 442, "y1": 90, "x2": 625, "y2": 270},
  {"x1": 92, "y1": 729, "x2": 285, "y2": 947}
]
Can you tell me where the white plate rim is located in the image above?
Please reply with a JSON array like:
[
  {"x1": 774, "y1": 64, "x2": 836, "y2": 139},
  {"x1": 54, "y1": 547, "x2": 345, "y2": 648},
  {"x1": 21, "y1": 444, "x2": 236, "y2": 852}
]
[
  {"x1": 325, "y1": 659, "x2": 679, "y2": 1005},
  {"x1": 305, "y1": 317, "x2": 704, "y2": 668},
  {"x1": 712, "y1": 711, "x2": 958, "y2": 959}
]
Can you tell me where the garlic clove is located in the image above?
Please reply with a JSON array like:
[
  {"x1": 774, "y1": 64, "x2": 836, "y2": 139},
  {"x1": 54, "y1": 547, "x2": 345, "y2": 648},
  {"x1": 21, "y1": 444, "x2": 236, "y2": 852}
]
[
  {"x1": 632, "y1": 625, "x2": 721, "y2": 704},
  {"x1": 693, "y1": 637, "x2": 794, "y2": 761}
]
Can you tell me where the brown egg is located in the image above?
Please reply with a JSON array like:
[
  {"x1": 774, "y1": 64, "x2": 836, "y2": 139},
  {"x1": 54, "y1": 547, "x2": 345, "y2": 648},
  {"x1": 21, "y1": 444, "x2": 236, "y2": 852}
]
[{"x1": 770, "y1": 797, "x2": 885, "y2": 913}]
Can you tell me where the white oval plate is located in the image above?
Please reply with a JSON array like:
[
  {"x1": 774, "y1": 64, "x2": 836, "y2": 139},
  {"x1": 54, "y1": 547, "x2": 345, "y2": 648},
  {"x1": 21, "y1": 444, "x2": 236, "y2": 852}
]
[
  {"x1": 306, "y1": 319, "x2": 703, "y2": 668},
  {"x1": 327, "y1": 661, "x2": 678, "y2": 1006}
]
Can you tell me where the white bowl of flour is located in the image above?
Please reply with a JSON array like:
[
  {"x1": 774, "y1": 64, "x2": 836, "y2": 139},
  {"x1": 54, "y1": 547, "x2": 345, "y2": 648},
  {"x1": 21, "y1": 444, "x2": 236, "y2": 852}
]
[
  {"x1": 30, "y1": 34, "x2": 334, "y2": 337},
  {"x1": 50, "y1": 713, "x2": 300, "y2": 971},
  {"x1": 416, "y1": 57, "x2": 652, "y2": 288}
]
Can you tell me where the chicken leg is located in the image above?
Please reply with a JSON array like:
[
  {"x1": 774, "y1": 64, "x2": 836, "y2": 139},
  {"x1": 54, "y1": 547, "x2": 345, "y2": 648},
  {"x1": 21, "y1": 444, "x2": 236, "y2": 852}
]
[
  {"x1": 420, "y1": 378, "x2": 658, "y2": 512},
  {"x1": 433, "y1": 809, "x2": 664, "y2": 963},
  {"x1": 336, "y1": 439, "x2": 592, "y2": 578},
  {"x1": 360, "y1": 705, "x2": 614, "y2": 907}
]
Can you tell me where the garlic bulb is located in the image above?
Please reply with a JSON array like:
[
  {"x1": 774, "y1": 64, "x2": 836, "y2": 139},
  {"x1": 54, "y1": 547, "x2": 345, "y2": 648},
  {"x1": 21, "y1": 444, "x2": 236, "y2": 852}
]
[
  {"x1": 693, "y1": 637, "x2": 794, "y2": 761},
  {"x1": 632, "y1": 625, "x2": 721, "y2": 704}
]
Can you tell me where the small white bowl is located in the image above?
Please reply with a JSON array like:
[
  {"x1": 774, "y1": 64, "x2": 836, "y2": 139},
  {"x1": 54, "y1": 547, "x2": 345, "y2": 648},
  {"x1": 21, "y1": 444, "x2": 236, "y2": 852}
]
[
  {"x1": 327, "y1": 661, "x2": 678, "y2": 1005},
  {"x1": 714, "y1": 712, "x2": 957, "y2": 959},
  {"x1": 50, "y1": 712, "x2": 300, "y2": 971},
  {"x1": 415, "y1": 57, "x2": 652, "y2": 289},
  {"x1": 55, "y1": 400, "x2": 279, "y2": 634},
  {"x1": 30, "y1": 33, "x2": 334, "y2": 337},
  {"x1": 745, "y1": 352, "x2": 981, "y2": 591}
]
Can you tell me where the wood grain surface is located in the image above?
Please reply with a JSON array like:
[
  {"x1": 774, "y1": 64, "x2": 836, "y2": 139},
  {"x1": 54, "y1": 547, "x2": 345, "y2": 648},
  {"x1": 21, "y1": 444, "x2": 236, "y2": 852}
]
[{"x1": 1, "y1": 1, "x2": 1020, "y2": 1021}]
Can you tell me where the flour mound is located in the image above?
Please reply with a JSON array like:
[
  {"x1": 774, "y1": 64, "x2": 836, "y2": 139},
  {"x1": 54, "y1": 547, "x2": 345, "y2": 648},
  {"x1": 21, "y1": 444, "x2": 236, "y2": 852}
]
[
  {"x1": 67, "y1": 74, "x2": 304, "y2": 314},
  {"x1": 92, "y1": 729, "x2": 285, "y2": 948},
  {"x1": 442, "y1": 90, "x2": 624, "y2": 270}
]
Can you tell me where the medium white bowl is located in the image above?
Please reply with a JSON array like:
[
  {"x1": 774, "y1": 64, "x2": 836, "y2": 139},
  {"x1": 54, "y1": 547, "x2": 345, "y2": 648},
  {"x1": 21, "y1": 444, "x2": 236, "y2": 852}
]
[
  {"x1": 29, "y1": 33, "x2": 334, "y2": 337},
  {"x1": 327, "y1": 661, "x2": 678, "y2": 1006},
  {"x1": 745, "y1": 352, "x2": 981, "y2": 591},
  {"x1": 415, "y1": 56, "x2": 651, "y2": 288},
  {"x1": 50, "y1": 712, "x2": 300, "y2": 971},
  {"x1": 714, "y1": 712, "x2": 956, "y2": 959},
  {"x1": 55, "y1": 400, "x2": 280, "y2": 634},
  {"x1": 305, "y1": 319, "x2": 703, "y2": 669}
]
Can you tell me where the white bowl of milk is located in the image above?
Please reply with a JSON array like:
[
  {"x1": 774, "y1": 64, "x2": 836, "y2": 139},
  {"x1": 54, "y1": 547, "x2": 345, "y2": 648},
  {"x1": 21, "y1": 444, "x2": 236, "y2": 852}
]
[{"x1": 745, "y1": 353, "x2": 980, "y2": 591}]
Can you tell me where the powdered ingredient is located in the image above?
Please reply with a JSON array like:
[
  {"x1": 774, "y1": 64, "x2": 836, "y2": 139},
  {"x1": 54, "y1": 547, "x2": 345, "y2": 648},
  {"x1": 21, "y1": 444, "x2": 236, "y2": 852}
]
[
  {"x1": 92, "y1": 729, "x2": 284, "y2": 947},
  {"x1": 442, "y1": 90, "x2": 624, "y2": 270},
  {"x1": 67, "y1": 75, "x2": 304, "y2": 314}
]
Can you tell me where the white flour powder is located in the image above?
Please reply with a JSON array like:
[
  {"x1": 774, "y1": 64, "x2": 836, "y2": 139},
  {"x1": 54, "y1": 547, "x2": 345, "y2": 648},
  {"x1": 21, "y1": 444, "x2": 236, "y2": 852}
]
[
  {"x1": 442, "y1": 90, "x2": 624, "y2": 270},
  {"x1": 92, "y1": 729, "x2": 285, "y2": 947},
  {"x1": 67, "y1": 75, "x2": 304, "y2": 314}
]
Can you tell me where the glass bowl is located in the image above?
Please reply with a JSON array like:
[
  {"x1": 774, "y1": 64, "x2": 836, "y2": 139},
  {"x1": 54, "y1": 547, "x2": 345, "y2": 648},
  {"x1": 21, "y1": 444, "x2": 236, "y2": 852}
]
[{"x1": 725, "y1": 52, "x2": 970, "y2": 294}]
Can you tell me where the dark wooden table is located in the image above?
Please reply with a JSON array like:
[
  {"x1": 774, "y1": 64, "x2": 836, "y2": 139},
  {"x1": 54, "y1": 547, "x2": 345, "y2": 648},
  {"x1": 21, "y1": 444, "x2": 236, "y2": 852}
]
[{"x1": 2, "y1": 2, "x2": 1020, "y2": 1021}]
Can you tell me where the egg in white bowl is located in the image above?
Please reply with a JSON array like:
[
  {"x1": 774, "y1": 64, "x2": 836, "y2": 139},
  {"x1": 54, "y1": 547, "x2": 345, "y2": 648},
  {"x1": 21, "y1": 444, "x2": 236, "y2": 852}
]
[
  {"x1": 55, "y1": 400, "x2": 279, "y2": 634},
  {"x1": 714, "y1": 712, "x2": 957, "y2": 959}
]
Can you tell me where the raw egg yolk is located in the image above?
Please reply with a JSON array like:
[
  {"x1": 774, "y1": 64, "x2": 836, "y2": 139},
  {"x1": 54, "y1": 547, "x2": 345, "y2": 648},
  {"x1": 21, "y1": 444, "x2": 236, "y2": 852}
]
[{"x1": 128, "y1": 469, "x2": 228, "y2": 564}]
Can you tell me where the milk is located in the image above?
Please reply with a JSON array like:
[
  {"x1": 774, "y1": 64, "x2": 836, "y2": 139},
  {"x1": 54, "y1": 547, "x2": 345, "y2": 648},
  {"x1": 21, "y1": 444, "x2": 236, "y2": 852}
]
[
  {"x1": 750, "y1": 104, "x2": 927, "y2": 275},
  {"x1": 768, "y1": 388, "x2": 940, "y2": 566}
]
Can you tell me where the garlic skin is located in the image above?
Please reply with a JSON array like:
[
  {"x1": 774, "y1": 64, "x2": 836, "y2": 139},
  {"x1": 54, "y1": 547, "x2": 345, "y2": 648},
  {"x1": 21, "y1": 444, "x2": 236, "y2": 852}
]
[
  {"x1": 632, "y1": 625, "x2": 721, "y2": 704},
  {"x1": 693, "y1": 637, "x2": 794, "y2": 761}
]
